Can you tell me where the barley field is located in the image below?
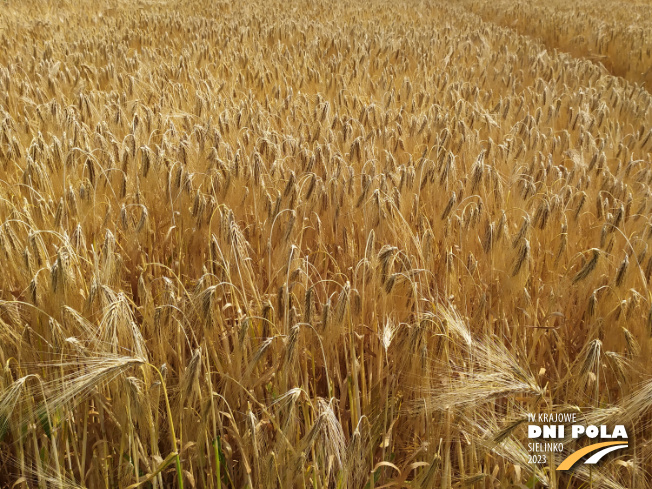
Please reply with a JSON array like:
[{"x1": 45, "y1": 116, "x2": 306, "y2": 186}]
[{"x1": 0, "y1": 0, "x2": 651, "y2": 487}]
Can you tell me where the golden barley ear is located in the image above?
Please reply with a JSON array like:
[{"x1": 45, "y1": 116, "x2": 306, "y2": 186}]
[{"x1": 573, "y1": 248, "x2": 600, "y2": 283}]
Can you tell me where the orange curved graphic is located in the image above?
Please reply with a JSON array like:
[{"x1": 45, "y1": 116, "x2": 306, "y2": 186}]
[{"x1": 557, "y1": 441, "x2": 628, "y2": 471}]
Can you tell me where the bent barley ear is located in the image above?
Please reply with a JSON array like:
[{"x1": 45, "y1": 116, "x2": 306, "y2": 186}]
[
  {"x1": 573, "y1": 249, "x2": 600, "y2": 283},
  {"x1": 512, "y1": 239, "x2": 530, "y2": 277}
]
